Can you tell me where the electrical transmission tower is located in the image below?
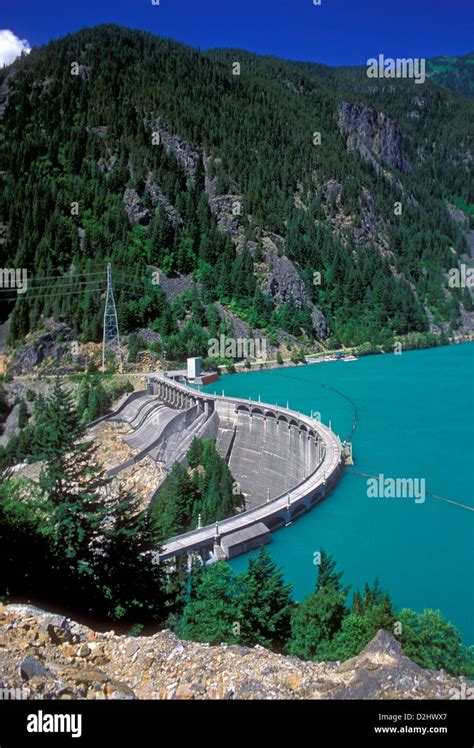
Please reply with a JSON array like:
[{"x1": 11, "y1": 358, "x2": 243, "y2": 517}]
[{"x1": 102, "y1": 263, "x2": 122, "y2": 371}]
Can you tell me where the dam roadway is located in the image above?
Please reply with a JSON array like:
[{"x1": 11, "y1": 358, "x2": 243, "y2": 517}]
[
  {"x1": 145, "y1": 374, "x2": 345, "y2": 562},
  {"x1": 93, "y1": 372, "x2": 345, "y2": 561},
  {"x1": 158, "y1": 417, "x2": 342, "y2": 561}
]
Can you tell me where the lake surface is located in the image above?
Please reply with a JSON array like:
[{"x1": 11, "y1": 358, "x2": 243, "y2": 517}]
[{"x1": 200, "y1": 344, "x2": 474, "y2": 645}]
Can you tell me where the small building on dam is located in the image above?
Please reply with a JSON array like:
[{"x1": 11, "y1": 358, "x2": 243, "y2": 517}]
[{"x1": 91, "y1": 372, "x2": 345, "y2": 563}]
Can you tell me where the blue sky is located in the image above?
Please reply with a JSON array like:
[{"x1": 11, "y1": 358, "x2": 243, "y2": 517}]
[{"x1": 1, "y1": 0, "x2": 473, "y2": 66}]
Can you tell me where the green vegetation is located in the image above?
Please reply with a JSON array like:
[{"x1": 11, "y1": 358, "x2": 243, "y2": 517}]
[
  {"x1": 0, "y1": 26, "x2": 472, "y2": 359},
  {"x1": 0, "y1": 380, "x2": 174, "y2": 622},
  {"x1": 181, "y1": 548, "x2": 293, "y2": 649},
  {"x1": 1, "y1": 386, "x2": 470, "y2": 673},
  {"x1": 180, "y1": 548, "x2": 473, "y2": 676},
  {"x1": 77, "y1": 374, "x2": 133, "y2": 423},
  {"x1": 0, "y1": 376, "x2": 133, "y2": 468},
  {"x1": 0, "y1": 385, "x2": 11, "y2": 433},
  {"x1": 426, "y1": 52, "x2": 474, "y2": 99},
  {"x1": 150, "y1": 437, "x2": 241, "y2": 544}
]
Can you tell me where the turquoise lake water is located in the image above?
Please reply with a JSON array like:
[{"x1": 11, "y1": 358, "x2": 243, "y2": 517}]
[{"x1": 200, "y1": 343, "x2": 474, "y2": 645}]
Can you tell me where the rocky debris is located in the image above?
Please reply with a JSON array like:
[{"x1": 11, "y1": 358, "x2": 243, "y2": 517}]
[
  {"x1": 19, "y1": 654, "x2": 55, "y2": 681},
  {"x1": 145, "y1": 174, "x2": 183, "y2": 229},
  {"x1": 122, "y1": 187, "x2": 151, "y2": 225},
  {"x1": 136, "y1": 328, "x2": 162, "y2": 346},
  {"x1": 0, "y1": 402, "x2": 21, "y2": 446},
  {"x1": 446, "y1": 202, "x2": 469, "y2": 226},
  {"x1": 151, "y1": 269, "x2": 201, "y2": 302},
  {"x1": 91, "y1": 421, "x2": 136, "y2": 465},
  {"x1": 111, "y1": 457, "x2": 164, "y2": 510},
  {"x1": 91, "y1": 422, "x2": 163, "y2": 508},
  {"x1": 0, "y1": 605, "x2": 466, "y2": 700},
  {"x1": 338, "y1": 101, "x2": 411, "y2": 174},
  {"x1": 8, "y1": 321, "x2": 74, "y2": 375},
  {"x1": 261, "y1": 236, "x2": 329, "y2": 339},
  {"x1": 149, "y1": 123, "x2": 200, "y2": 181},
  {"x1": 37, "y1": 613, "x2": 74, "y2": 645},
  {"x1": 208, "y1": 194, "x2": 245, "y2": 240},
  {"x1": 98, "y1": 153, "x2": 118, "y2": 174}
]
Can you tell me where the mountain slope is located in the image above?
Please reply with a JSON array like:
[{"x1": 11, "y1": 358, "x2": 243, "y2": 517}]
[
  {"x1": 0, "y1": 25, "x2": 472, "y2": 363},
  {"x1": 427, "y1": 52, "x2": 474, "y2": 98}
]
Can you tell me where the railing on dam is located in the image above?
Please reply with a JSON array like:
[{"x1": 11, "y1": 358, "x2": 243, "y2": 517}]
[{"x1": 146, "y1": 373, "x2": 344, "y2": 561}]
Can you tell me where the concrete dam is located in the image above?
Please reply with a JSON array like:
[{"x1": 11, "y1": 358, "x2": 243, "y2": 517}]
[{"x1": 96, "y1": 373, "x2": 345, "y2": 562}]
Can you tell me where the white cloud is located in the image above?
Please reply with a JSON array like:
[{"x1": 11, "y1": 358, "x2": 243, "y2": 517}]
[{"x1": 0, "y1": 30, "x2": 31, "y2": 67}]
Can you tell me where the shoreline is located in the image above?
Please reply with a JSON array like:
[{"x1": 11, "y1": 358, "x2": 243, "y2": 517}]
[{"x1": 214, "y1": 334, "x2": 474, "y2": 379}]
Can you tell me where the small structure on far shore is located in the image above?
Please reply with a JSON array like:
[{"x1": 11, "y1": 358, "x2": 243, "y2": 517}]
[
  {"x1": 187, "y1": 356, "x2": 201, "y2": 380},
  {"x1": 165, "y1": 357, "x2": 219, "y2": 386}
]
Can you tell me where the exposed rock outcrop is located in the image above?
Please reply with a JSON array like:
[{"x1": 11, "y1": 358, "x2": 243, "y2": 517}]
[
  {"x1": 145, "y1": 174, "x2": 183, "y2": 229},
  {"x1": 122, "y1": 178, "x2": 183, "y2": 229},
  {"x1": 0, "y1": 402, "x2": 21, "y2": 446},
  {"x1": 208, "y1": 194, "x2": 245, "y2": 240},
  {"x1": 152, "y1": 124, "x2": 200, "y2": 180},
  {"x1": 261, "y1": 235, "x2": 329, "y2": 339},
  {"x1": 0, "y1": 605, "x2": 465, "y2": 700},
  {"x1": 446, "y1": 202, "x2": 469, "y2": 226},
  {"x1": 122, "y1": 187, "x2": 151, "y2": 225},
  {"x1": 338, "y1": 101, "x2": 411, "y2": 174},
  {"x1": 0, "y1": 68, "x2": 17, "y2": 117},
  {"x1": 9, "y1": 321, "x2": 74, "y2": 375},
  {"x1": 151, "y1": 270, "x2": 201, "y2": 302}
]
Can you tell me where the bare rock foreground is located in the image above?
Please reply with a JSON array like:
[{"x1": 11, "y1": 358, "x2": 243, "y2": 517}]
[{"x1": 0, "y1": 604, "x2": 465, "y2": 700}]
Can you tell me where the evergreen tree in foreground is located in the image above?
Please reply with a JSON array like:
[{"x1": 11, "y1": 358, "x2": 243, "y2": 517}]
[
  {"x1": 33, "y1": 377, "x2": 84, "y2": 461},
  {"x1": 1, "y1": 378, "x2": 172, "y2": 623},
  {"x1": 235, "y1": 547, "x2": 293, "y2": 649},
  {"x1": 181, "y1": 547, "x2": 293, "y2": 649},
  {"x1": 181, "y1": 562, "x2": 240, "y2": 644}
]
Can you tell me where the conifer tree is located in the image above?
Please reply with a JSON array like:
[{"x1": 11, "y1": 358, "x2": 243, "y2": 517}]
[{"x1": 236, "y1": 547, "x2": 293, "y2": 648}]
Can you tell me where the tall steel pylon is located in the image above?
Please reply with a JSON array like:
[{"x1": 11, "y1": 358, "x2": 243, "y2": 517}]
[{"x1": 102, "y1": 263, "x2": 122, "y2": 370}]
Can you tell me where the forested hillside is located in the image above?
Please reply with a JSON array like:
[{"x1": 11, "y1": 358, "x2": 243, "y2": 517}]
[
  {"x1": 0, "y1": 25, "x2": 472, "y2": 359},
  {"x1": 427, "y1": 52, "x2": 474, "y2": 98}
]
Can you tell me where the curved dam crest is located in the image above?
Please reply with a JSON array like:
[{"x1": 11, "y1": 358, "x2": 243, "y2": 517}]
[{"x1": 92, "y1": 373, "x2": 344, "y2": 561}]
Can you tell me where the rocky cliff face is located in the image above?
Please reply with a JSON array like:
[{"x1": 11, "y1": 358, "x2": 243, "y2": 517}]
[
  {"x1": 8, "y1": 320, "x2": 74, "y2": 376},
  {"x1": 338, "y1": 101, "x2": 411, "y2": 174},
  {"x1": 261, "y1": 236, "x2": 329, "y2": 339},
  {"x1": 0, "y1": 604, "x2": 463, "y2": 701}
]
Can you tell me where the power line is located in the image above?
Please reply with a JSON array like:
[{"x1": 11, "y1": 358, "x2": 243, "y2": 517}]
[
  {"x1": 0, "y1": 285, "x2": 106, "y2": 302},
  {"x1": 19, "y1": 270, "x2": 106, "y2": 282},
  {"x1": 0, "y1": 278, "x2": 107, "y2": 294}
]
